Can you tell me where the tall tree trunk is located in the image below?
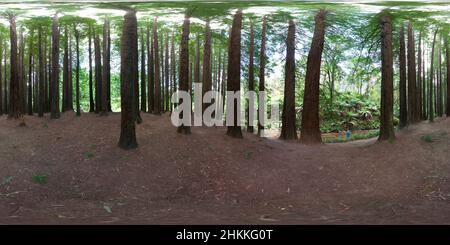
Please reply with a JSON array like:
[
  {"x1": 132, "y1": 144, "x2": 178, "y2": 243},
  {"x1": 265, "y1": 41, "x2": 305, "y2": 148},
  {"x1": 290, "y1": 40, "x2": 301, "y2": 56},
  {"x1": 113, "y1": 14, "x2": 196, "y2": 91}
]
[
  {"x1": 68, "y1": 33, "x2": 73, "y2": 111},
  {"x1": 94, "y1": 32, "x2": 102, "y2": 114},
  {"x1": 0, "y1": 40, "x2": 2, "y2": 115},
  {"x1": 378, "y1": 15, "x2": 395, "y2": 141},
  {"x1": 38, "y1": 27, "x2": 44, "y2": 117},
  {"x1": 88, "y1": 24, "x2": 95, "y2": 112},
  {"x1": 4, "y1": 46, "x2": 7, "y2": 115},
  {"x1": 160, "y1": 35, "x2": 164, "y2": 112},
  {"x1": 101, "y1": 19, "x2": 109, "y2": 115},
  {"x1": 280, "y1": 20, "x2": 297, "y2": 140},
  {"x1": 7, "y1": 14, "x2": 22, "y2": 121},
  {"x1": 445, "y1": 37, "x2": 450, "y2": 117},
  {"x1": 147, "y1": 21, "x2": 154, "y2": 113},
  {"x1": 257, "y1": 16, "x2": 267, "y2": 136},
  {"x1": 19, "y1": 31, "x2": 25, "y2": 115},
  {"x1": 202, "y1": 20, "x2": 212, "y2": 115},
  {"x1": 118, "y1": 10, "x2": 138, "y2": 150},
  {"x1": 438, "y1": 36, "x2": 443, "y2": 117},
  {"x1": 399, "y1": 24, "x2": 407, "y2": 128},
  {"x1": 177, "y1": 15, "x2": 191, "y2": 134},
  {"x1": 171, "y1": 32, "x2": 176, "y2": 112},
  {"x1": 165, "y1": 32, "x2": 170, "y2": 112},
  {"x1": 74, "y1": 25, "x2": 81, "y2": 116},
  {"x1": 226, "y1": 10, "x2": 243, "y2": 138},
  {"x1": 246, "y1": 20, "x2": 255, "y2": 133},
  {"x1": 50, "y1": 14, "x2": 60, "y2": 119},
  {"x1": 423, "y1": 41, "x2": 427, "y2": 119},
  {"x1": 106, "y1": 20, "x2": 112, "y2": 112},
  {"x1": 417, "y1": 30, "x2": 422, "y2": 120},
  {"x1": 300, "y1": 10, "x2": 327, "y2": 144},
  {"x1": 43, "y1": 31, "x2": 48, "y2": 113},
  {"x1": 195, "y1": 35, "x2": 200, "y2": 84},
  {"x1": 153, "y1": 18, "x2": 161, "y2": 115},
  {"x1": 27, "y1": 35, "x2": 33, "y2": 116},
  {"x1": 140, "y1": 28, "x2": 147, "y2": 112},
  {"x1": 62, "y1": 26, "x2": 69, "y2": 112}
]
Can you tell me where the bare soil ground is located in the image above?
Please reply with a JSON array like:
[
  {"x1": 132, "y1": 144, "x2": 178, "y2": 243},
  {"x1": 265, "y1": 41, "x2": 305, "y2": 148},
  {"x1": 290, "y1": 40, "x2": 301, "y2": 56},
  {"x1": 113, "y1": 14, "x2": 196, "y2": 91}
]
[{"x1": 1, "y1": 112, "x2": 450, "y2": 224}]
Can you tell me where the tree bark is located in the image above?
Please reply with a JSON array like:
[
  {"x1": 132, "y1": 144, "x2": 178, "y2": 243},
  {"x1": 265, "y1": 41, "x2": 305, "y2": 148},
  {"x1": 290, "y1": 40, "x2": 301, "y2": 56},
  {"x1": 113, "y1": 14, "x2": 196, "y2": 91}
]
[
  {"x1": 50, "y1": 14, "x2": 60, "y2": 119},
  {"x1": 446, "y1": 36, "x2": 450, "y2": 117},
  {"x1": 407, "y1": 22, "x2": 418, "y2": 123},
  {"x1": 94, "y1": 31, "x2": 102, "y2": 114},
  {"x1": 38, "y1": 27, "x2": 44, "y2": 117},
  {"x1": 27, "y1": 34, "x2": 33, "y2": 116},
  {"x1": 226, "y1": 9, "x2": 243, "y2": 138},
  {"x1": 246, "y1": 20, "x2": 255, "y2": 133},
  {"x1": 417, "y1": 30, "x2": 422, "y2": 120},
  {"x1": 171, "y1": 32, "x2": 176, "y2": 112},
  {"x1": 280, "y1": 20, "x2": 297, "y2": 140},
  {"x1": 140, "y1": 28, "x2": 146, "y2": 112},
  {"x1": 0, "y1": 40, "x2": 2, "y2": 115},
  {"x1": 429, "y1": 30, "x2": 437, "y2": 122},
  {"x1": 437, "y1": 36, "x2": 443, "y2": 117},
  {"x1": 153, "y1": 18, "x2": 161, "y2": 115},
  {"x1": 101, "y1": 19, "x2": 110, "y2": 115},
  {"x1": 165, "y1": 33, "x2": 170, "y2": 112},
  {"x1": 62, "y1": 26, "x2": 69, "y2": 112},
  {"x1": 202, "y1": 20, "x2": 212, "y2": 115},
  {"x1": 7, "y1": 14, "x2": 22, "y2": 120},
  {"x1": 378, "y1": 15, "x2": 395, "y2": 141},
  {"x1": 399, "y1": 24, "x2": 407, "y2": 128},
  {"x1": 88, "y1": 24, "x2": 95, "y2": 112},
  {"x1": 147, "y1": 21, "x2": 154, "y2": 113},
  {"x1": 257, "y1": 16, "x2": 267, "y2": 136},
  {"x1": 177, "y1": 14, "x2": 191, "y2": 135},
  {"x1": 118, "y1": 10, "x2": 138, "y2": 150},
  {"x1": 74, "y1": 25, "x2": 81, "y2": 116},
  {"x1": 300, "y1": 10, "x2": 327, "y2": 144}
]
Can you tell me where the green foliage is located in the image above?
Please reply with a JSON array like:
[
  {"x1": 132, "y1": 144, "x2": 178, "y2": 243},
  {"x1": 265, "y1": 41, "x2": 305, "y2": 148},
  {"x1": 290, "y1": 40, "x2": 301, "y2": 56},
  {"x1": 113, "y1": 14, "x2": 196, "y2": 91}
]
[
  {"x1": 319, "y1": 92, "x2": 381, "y2": 133},
  {"x1": 32, "y1": 174, "x2": 48, "y2": 185},
  {"x1": 421, "y1": 134, "x2": 434, "y2": 143}
]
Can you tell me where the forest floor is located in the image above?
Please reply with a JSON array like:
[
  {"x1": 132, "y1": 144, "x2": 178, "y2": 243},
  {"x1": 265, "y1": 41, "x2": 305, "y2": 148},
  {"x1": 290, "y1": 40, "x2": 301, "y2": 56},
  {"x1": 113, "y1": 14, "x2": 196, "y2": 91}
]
[{"x1": 1, "y1": 112, "x2": 450, "y2": 224}]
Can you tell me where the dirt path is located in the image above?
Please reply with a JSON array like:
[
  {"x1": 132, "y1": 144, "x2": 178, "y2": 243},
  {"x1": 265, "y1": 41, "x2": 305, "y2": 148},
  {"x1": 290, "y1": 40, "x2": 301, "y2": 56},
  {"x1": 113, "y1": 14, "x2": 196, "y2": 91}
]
[{"x1": 1, "y1": 112, "x2": 450, "y2": 224}]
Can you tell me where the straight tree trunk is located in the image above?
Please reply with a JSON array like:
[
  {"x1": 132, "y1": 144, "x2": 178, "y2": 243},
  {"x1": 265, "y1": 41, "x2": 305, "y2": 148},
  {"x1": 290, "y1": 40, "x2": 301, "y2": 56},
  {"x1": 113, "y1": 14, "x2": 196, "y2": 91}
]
[
  {"x1": 7, "y1": 14, "x2": 22, "y2": 120},
  {"x1": 106, "y1": 20, "x2": 112, "y2": 112},
  {"x1": 62, "y1": 26, "x2": 69, "y2": 112},
  {"x1": 101, "y1": 19, "x2": 110, "y2": 115},
  {"x1": 257, "y1": 16, "x2": 267, "y2": 136},
  {"x1": 51, "y1": 18, "x2": 60, "y2": 118},
  {"x1": 38, "y1": 27, "x2": 44, "y2": 117},
  {"x1": 247, "y1": 20, "x2": 255, "y2": 133},
  {"x1": 160, "y1": 35, "x2": 164, "y2": 112},
  {"x1": 417, "y1": 30, "x2": 422, "y2": 120},
  {"x1": 195, "y1": 35, "x2": 200, "y2": 84},
  {"x1": 280, "y1": 20, "x2": 297, "y2": 140},
  {"x1": 300, "y1": 10, "x2": 327, "y2": 144},
  {"x1": 446, "y1": 36, "x2": 450, "y2": 117},
  {"x1": 118, "y1": 10, "x2": 138, "y2": 150},
  {"x1": 74, "y1": 25, "x2": 81, "y2": 116},
  {"x1": 88, "y1": 24, "x2": 95, "y2": 112},
  {"x1": 140, "y1": 28, "x2": 146, "y2": 112},
  {"x1": 202, "y1": 20, "x2": 212, "y2": 115},
  {"x1": 437, "y1": 36, "x2": 443, "y2": 117},
  {"x1": 153, "y1": 18, "x2": 161, "y2": 115},
  {"x1": 399, "y1": 24, "x2": 407, "y2": 128},
  {"x1": 226, "y1": 10, "x2": 243, "y2": 138},
  {"x1": 171, "y1": 32, "x2": 176, "y2": 112},
  {"x1": 378, "y1": 15, "x2": 395, "y2": 141},
  {"x1": 0, "y1": 40, "x2": 2, "y2": 115},
  {"x1": 19, "y1": 31, "x2": 25, "y2": 115},
  {"x1": 27, "y1": 35, "x2": 33, "y2": 116},
  {"x1": 94, "y1": 32, "x2": 102, "y2": 114},
  {"x1": 68, "y1": 34, "x2": 73, "y2": 111},
  {"x1": 177, "y1": 14, "x2": 191, "y2": 135},
  {"x1": 147, "y1": 21, "x2": 154, "y2": 113},
  {"x1": 165, "y1": 33, "x2": 170, "y2": 112}
]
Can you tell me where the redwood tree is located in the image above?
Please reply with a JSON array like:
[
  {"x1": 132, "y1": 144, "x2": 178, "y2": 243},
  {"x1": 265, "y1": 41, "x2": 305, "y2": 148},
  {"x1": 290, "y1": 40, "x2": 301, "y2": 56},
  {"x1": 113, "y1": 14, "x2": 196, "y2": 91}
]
[
  {"x1": 446, "y1": 36, "x2": 450, "y2": 117},
  {"x1": 101, "y1": 19, "x2": 110, "y2": 115},
  {"x1": 407, "y1": 22, "x2": 418, "y2": 123},
  {"x1": 378, "y1": 15, "x2": 395, "y2": 141},
  {"x1": 140, "y1": 28, "x2": 146, "y2": 112},
  {"x1": 147, "y1": 21, "x2": 154, "y2": 113},
  {"x1": 300, "y1": 10, "x2": 327, "y2": 144},
  {"x1": 74, "y1": 24, "x2": 81, "y2": 116},
  {"x1": 118, "y1": 10, "x2": 138, "y2": 150},
  {"x1": 94, "y1": 31, "x2": 102, "y2": 114},
  {"x1": 429, "y1": 29, "x2": 438, "y2": 122},
  {"x1": 38, "y1": 26, "x2": 44, "y2": 117},
  {"x1": 88, "y1": 24, "x2": 94, "y2": 112},
  {"x1": 177, "y1": 14, "x2": 191, "y2": 135},
  {"x1": 7, "y1": 13, "x2": 22, "y2": 120},
  {"x1": 50, "y1": 14, "x2": 60, "y2": 119},
  {"x1": 226, "y1": 10, "x2": 243, "y2": 138},
  {"x1": 153, "y1": 18, "x2": 161, "y2": 115},
  {"x1": 247, "y1": 20, "x2": 255, "y2": 133},
  {"x1": 257, "y1": 16, "x2": 267, "y2": 136},
  {"x1": 62, "y1": 26, "x2": 69, "y2": 112},
  {"x1": 202, "y1": 20, "x2": 212, "y2": 114},
  {"x1": 280, "y1": 20, "x2": 297, "y2": 140},
  {"x1": 399, "y1": 24, "x2": 407, "y2": 128}
]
